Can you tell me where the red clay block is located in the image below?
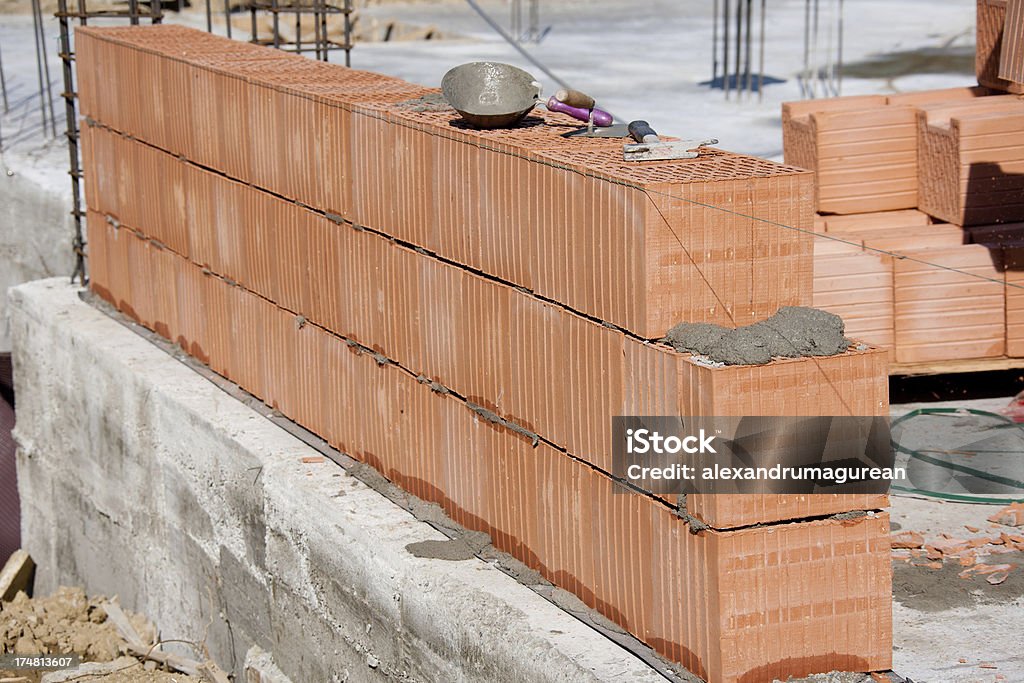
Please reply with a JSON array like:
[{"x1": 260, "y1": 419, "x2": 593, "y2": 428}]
[
  {"x1": 978, "y1": 0, "x2": 1024, "y2": 93},
  {"x1": 82, "y1": 126, "x2": 888, "y2": 528},
  {"x1": 87, "y1": 217, "x2": 893, "y2": 682},
  {"x1": 813, "y1": 238, "x2": 895, "y2": 350},
  {"x1": 784, "y1": 89, "x2": 999, "y2": 214},
  {"x1": 917, "y1": 98, "x2": 1024, "y2": 225},
  {"x1": 893, "y1": 245, "x2": 1006, "y2": 363},
  {"x1": 75, "y1": 25, "x2": 813, "y2": 338},
  {"x1": 1001, "y1": 0, "x2": 1024, "y2": 83}
]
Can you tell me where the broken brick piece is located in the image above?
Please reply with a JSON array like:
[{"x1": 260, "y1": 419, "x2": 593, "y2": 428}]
[
  {"x1": 988, "y1": 502, "x2": 1024, "y2": 527},
  {"x1": 890, "y1": 531, "x2": 925, "y2": 549}
]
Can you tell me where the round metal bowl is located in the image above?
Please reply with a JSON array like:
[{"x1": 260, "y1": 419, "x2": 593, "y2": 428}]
[{"x1": 441, "y1": 61, "x2": 541, "y2": 129}]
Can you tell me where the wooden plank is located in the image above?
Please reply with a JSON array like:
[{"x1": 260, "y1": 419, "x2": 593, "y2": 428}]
[{"x1": 0, "y1": 550, "x2": 35, "y2": 602}]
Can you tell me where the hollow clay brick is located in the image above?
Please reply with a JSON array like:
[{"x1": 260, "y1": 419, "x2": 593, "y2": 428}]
[
  {"x1": 892, "y1": 245, "x2": 1006, "y2": 363},
  {"x1": 1001, "y1": 0, "x2": 1024, "y2": 84},
  {"x1": 917, "y1": 98, "x2": 1024, "y2": 225},
  {"x1": 783, "y1": 89, "x2": 995, "y2": 215},
  {"x1": 82, "y1": 126, "x2": 887, "y2": 528},
  {"x1": 86, "y1": 216, "x2": 893, "y2": 683},
  {"x1": 75, "y1": 25, "x2": 813, "y2": 338},
  {"x1": 979, "y1": 0, "x2": 1024, "y2": 93}
]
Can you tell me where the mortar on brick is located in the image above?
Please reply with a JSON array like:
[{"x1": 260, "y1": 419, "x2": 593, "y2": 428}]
[{"x1": 665, "y1": 306, "x2": 850, "y2": 365}]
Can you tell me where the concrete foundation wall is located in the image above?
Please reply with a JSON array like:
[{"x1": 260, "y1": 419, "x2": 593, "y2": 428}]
[
  {"x1": 9, "y1": 278, "x2": 663, "y2": 683},
  {"x1": 0, "y1": 167, "x2": 75, "y2": 352}
]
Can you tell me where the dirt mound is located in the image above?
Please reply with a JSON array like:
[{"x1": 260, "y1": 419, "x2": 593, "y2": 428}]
[{"x1": 0, "y1": 587, "x2": 154, "y2": 661}]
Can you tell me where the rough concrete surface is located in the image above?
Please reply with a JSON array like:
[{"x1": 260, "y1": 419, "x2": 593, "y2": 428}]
[
  {"x1": 888, "y1": 494, "x2": 1024, "y2": 683},
  {"x1": 0, "y1": 165, "x2": 73, "y2": 352},
  {"x1": 9, "y1": 278, "x2": 668, "y2": 683}
]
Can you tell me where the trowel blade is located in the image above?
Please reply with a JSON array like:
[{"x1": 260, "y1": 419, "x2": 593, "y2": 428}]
[
  {"x1": 562, "y1": 123, "x2": 631, "y2": 138},
  {"x1": 623, "y1": 137, "x2": 718, "y2": 162}
]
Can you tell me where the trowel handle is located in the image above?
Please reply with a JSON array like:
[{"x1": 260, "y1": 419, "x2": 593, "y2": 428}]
[
  {"x1": 628, "y1": 120, "x2": 660, "y2": 143},
  {"x1": 554, "y1": 88, "x2": 596, "y2": 109},
  {"x1": 546, "y1": 97, "x2": 613, "y2": 127}
]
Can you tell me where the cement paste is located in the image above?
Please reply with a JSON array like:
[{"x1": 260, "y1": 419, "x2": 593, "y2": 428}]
[{"x1": 665, "y1": 306, "x2": 850, "y2": 365}]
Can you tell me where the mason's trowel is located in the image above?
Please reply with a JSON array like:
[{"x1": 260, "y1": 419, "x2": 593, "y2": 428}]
[
  {"x1": 543, "y1": 89, "x2": 630, "y2": 138},
  {"x1": 623, "y1": 120, "x2": 717, "y2": 161},
  {"x1": 562, "y1": 123, "x2": 631, "y2": 138}
]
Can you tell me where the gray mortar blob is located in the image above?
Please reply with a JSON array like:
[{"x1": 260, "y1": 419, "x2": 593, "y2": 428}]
[
  {"x1": 766, "y1": 306, "x2": 850, "y2": 357},
  {"x1": 707, "y1": 325, "x2": 774, "y2": 366},
  {"x1": 664, "y1": 322, "x2": 729, "y2": 354},
  {"x1": 669, "y1": 306, "x2": 851, "y2": 366}
]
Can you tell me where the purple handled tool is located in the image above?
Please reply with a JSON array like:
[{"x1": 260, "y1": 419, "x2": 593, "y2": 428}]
[{"x1": 546, "y1": 96, "x2": 613, "y2": 127}]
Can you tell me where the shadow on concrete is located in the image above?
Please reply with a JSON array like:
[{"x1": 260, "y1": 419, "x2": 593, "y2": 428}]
[
  {"x1": 698, "y1": 73, "x2": 785, "y2": 92},
  {"x1": 842, "y1": 44, "x2": 975, "y2": 79}
]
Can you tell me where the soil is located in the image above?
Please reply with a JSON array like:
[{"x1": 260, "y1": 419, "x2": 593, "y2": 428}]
[
  {"x1": 893, "y1": 550, "x2": 1024, "y2": 613},
  {"x1": 0, "y1": 588, "x2": 200, "y2": 682},
  {"x1": 665, "y1": 306, "x2": 850, "y2": 365}
]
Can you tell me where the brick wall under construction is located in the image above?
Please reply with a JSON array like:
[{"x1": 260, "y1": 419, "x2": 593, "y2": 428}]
[{"x1": 77, "y1": 25, "x2": 892, "y2": 683}]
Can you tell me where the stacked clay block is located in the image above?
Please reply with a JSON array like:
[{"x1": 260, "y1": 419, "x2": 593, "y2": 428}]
[
  {"x1": 87, "y1": 215, "x2": 894, "y2": 683},
  {"x1": 77, "y1": 25, "x2": 814, "y2": 338},
  {"x1": 78, "y1": 25, "x2": 893, "y2": 682},
  {"x1": 1000, "y1": 0, "x2": 1024, "y2": 83},
  {"x1": 783, "y1": 60, "x2": 1024, "y2": 368},
  {"x1": 782, "y1": 88, "x2": 990, "y2": 214},
  {"x1": 916, "y1": 98, "x2": 1024, "y2": 226},
  {"x1": 892, "y1": 245, "x2": 1007, "y2": 364}
]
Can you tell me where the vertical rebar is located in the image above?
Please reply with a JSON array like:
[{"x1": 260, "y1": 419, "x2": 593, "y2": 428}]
[
  {"x1": 152, "y1": 0, "x2": 162, "y2": 24},
  {"x1": 811, "y1": 0, "x2": 820, "y2": 97},
  {"x1": 31, "y1": 0, "x2": 54, "y2": 138},
  {"x1": 801, "y1": 0, "x2": 810, "y2": 97},
  {"x1": 224, "y1": 0, "x2": 232, "y2": 38},
  {"x1": 0, "y1": 42, "x2": 8, "y2": 115},
  {"x1": 344, "y1": 0, "x2": 352, "y2": 66},
  {"x1": 206, "y1": 0, "x2": 213, "y2": 32},
  {"x1": 322, "y1": 0, "x2": 330, "y2": 62},
  {"x1": 511, "y1": 0, "x2": 521, "y2": 42},
  {"x1": 837, "y1": 0, "x2": 844, "y2": 95},
  {"x1": 758, "y1": 0, "x2": 765, "y2": 102},
  {"x1": 57, "y1": 0, "x2": 85, "y2": 284},
  {"x1": 528, "y1": 0, "x2": 539, "y2": 42},
  {"x1": 733, "y1": 0, "x2": 742, "y2": 97},
  {"x1": 723, "y1": 0, "x2": 730, "y2": 98},
  {"x1": 712, "y1": 0, "x2": 719, "y2": 88},
  {"x1": 271, "y1": 0, "x2": 280, "y2": 48},
  {"x1": 743, "y1": 0, "x2": 752, "y2": 98},
  {"x1": 128, "y1": 0, "x2": 139, "y2": 24},
  {"x1": 294, "y1": 0, "x2": 302, "y2": 58}
]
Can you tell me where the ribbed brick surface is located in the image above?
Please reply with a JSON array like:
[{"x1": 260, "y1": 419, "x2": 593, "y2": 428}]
[
  {"x1": 78, "y1": 25, "x2": 895, "y2": 680},
  {"x1": 1001, "y1": 0, "x2": 1024, "y2": 83},
  {"x1": 812, "y1": 239, "x2": 895, "y2": 350},
  {"x1": 82, "y1": 123, "x2": 888, "y2": 529},
  {"x1": 87, "y1": 216, "x2": 893, "y2": 683},
  {"x1": 1007, "y1": 248, "x2": 1024, "y2": 356},
  {"x1": 75, "y1": 25, "x2": 813, "y2": 338},
  {"x1": 979, "y1": 0, "x2": 1024, "y2": 93},
  {"x1": 917, "y1": 97, "x2": 1024, "y2": 225},
  {"x1": 783, "y1": 89, "x2": 995, "y2": 214},
  {"x1": 893, "y1": 245, "x2": 1006, "y2": 363}
]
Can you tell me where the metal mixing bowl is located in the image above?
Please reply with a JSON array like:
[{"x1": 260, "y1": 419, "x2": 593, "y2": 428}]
[{"x1": 441, "y1": 61, "x2": 541, "y2": 129}]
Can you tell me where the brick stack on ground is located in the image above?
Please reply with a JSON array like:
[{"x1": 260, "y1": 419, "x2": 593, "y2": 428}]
[
  {"x1": 784, "y1": 0, "x2": 1024, "y2": 370},
  {"x1": 77, "y1": 25, "x2": 892, "y2": 683}
]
